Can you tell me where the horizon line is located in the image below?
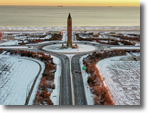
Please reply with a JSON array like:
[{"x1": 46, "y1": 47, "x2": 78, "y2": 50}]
[{"x1": 0, "y1": 5, "x2": 140, "y2": 7}]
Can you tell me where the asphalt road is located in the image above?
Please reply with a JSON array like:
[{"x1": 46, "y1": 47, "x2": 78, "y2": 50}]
[
  {"x1": 72, "y1": 54, "x2": 87, "y2": 105},
  {"x1": 1, "y1": 45, "x2": 73, "y2": 105},
  {"x1": 38, "y1": 47, "x2": 72, "y2": 105},
  {"x1": 0, "y1": 40, "x2": 140, "y2": 105},
  {"x1": 38, "y1": 42, "x2": 97, "y2": 105},
  {"x1": 58, "y1": 54, "x2": 72, "y2": 105},
  {"x1": 37, "y1": 42, "x2": 97, "y2": 105}
]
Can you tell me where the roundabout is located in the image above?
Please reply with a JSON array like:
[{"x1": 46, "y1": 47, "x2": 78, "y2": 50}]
[{"x1": 42, "y1": 44, "x2": 97, "y2": 54}]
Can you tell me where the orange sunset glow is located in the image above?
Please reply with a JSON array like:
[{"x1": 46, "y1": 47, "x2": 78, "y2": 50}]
[{"x1": 0, "y1": 0, "x2": 140, "y2": 6}]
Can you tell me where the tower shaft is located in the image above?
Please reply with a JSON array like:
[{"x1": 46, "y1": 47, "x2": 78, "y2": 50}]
[{"x1": 67, "y1": 13, "x2": 73, "y2": 48}]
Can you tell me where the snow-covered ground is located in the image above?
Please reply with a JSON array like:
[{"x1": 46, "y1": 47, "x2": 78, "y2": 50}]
[
  {"x1": 0, "y1": 53, "x2": 61, "y2": 105},
  {"x1": 62, "y1": 32, "x2": 76, "y2": 42},
  {"x1": 80, "y1": 55, "x2": 94, "y2": 105},
  {"x1": 50, "y1": 56, "x2": 61, "y2": 105},
  {"x1": 0, "y1": 40, "x2": 19, "y2": 45},
  {"x1": 44, "y1": 35, "x2": 52, "y2": 39},
  {"x1": 0, "y1": 54, "x2": 45, "y2": 105},
  {"x1": 89, "y1": 41, "x2": 100, "y2": 44},
  {"x1": 135, "y1": 42, "x2": 140, "y2": 46},
  {"x1": 0, "y1": 26, "x2": 140, "y2": 31},
  {"x1": 26, "y1": 40, "x2": 62, "y2": 46},
  {"x1": 62, "y1": 31, "x2": 67, "y2": 41},
  {"x1": 96, "y1": 55, "x2": 140, "y2": 105},
  {"x1": 110, "y1": 46, "x2": 140, "y2": 50},
  {"x1": 0, "y1": 46, "x2": 28, "y2": 49},
  {"x1": 43, "y1": 44, "x2": 96, "y2": 54}
]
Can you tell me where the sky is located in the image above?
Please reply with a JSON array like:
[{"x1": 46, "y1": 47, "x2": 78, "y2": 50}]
[{"x1": 0, "y1": 0, "x2": 140, "y2": 6}]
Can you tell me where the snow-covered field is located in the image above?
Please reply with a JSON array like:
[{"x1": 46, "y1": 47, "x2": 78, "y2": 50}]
[
  {"x1": 0, "y1": 54, "x2": 45, "y2": 105},
  {"x1": 62, "y1": 31, "x2": 67, "y2": 41},
  {"x1": 96, "y1": 55, "x2": 140, "y2": 105},
  {"x1": 80, "y1": 55, "x2": 94, "y2": 105},
  {"x1": 62, "y1": 32, "x2": 76, "y2": 42},
  {"x1": 0, "y1": 40, "x2": 19, "y2": 45},
  {"x1": 0, "y1": 53, "x2": 61, "y2": 105},
  {"x1": 43, "y1": 44, "x2": 96, "y2": 53},
  {"x1": 0, "y1": 26, "x2": 140, "y2": 31},
  {"x1": 110, "y1": 46, "x2": 140, "y2": 50},
  {"x1": 0, "y1": 46, "x2": 28, "y2": 49}
]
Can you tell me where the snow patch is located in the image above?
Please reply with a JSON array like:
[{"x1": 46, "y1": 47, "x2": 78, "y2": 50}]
[
  {"x1": 0, "y1": 46, "x2": 28, "y2": 49},
  {"x1": 80, "y1": 55, "x2": 94, "y2": 105},
  {"x1": 0, "y1": 40, "x2": 19, "y2": 45},
  {"x1": 96, "y1": 55, "x2": 140, "y2": 105},
  {"x1": 43, "y1": 44, "x2": 96, "y2": 54},
  {"x1": 50, "y1": 56, "x2": 61, "y2": 105},
  {"x1": 110, "y1": 46, "x2": 140, "y2": 50},
  {"x1": 0, "y1": 54, "x2": 45, "y2": 105}
]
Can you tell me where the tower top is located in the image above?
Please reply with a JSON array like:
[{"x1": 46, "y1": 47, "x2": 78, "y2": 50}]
[{"x1": 68, "y1": 13, "x2": 71, "y2": 19}]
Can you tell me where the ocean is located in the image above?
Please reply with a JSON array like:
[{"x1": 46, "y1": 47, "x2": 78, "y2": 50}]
[{"x1": 0, "y1": 6, "x2": 140, "y2": 27}]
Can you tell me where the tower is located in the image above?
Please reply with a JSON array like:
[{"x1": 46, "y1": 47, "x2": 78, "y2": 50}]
[{"x1": 67, "y1": 13, "x2": 73, "y2": 48}]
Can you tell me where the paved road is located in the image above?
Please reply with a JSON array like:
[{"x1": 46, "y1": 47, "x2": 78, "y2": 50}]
[
  {"x1": 38, "y1": 43, "x2": 98, "y2": 105},
  {"x1": 37, "y1": 46, "x2": 72, "y2": 105},
  {"x1": 0, "y1": 40, "x2": 140, "y2": 105},
  {"x1": 72, "y1": 54, "x2": 87, "y2": 105},
  {"x1": 2, "y1": 45, "x2": 73, "y2": 105},
  {"x1": 37, "y1": 43, "x2": 96, "y2": 105},
  {"x1": 28, "y1": 48, "x2": 73, "y2": 105},
  {"x1": 57, "y1": 54, "x2": 72, "y2": 105}
]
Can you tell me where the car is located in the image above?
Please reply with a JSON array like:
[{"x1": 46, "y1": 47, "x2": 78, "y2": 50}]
[
  {"x1": 75, "y1": 70, "x2": 81, "y2": 74},
  {"x1": 75, "y1": 70, "x2": 79, "y2": 73}
]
